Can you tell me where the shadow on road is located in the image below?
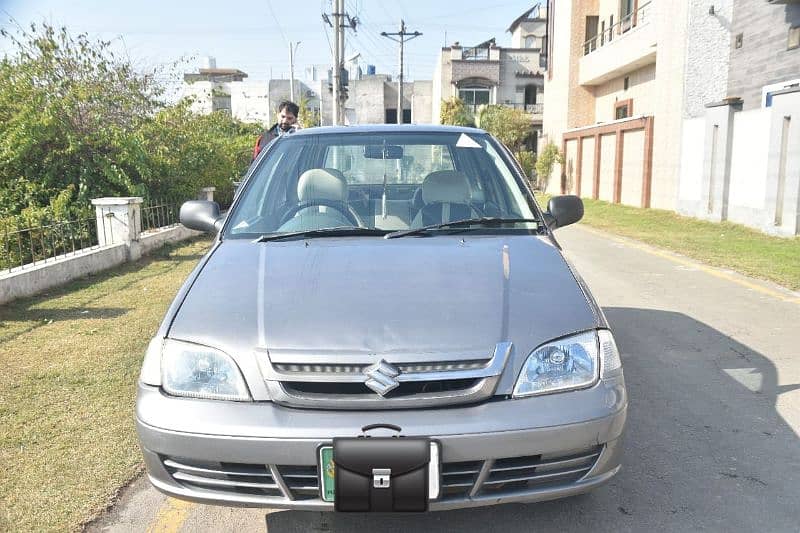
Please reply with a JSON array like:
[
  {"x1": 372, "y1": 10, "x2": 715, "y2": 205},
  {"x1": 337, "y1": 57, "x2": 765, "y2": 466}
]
[{"x1": 264, "y1": 307, "x2": 800, "y2": 533}]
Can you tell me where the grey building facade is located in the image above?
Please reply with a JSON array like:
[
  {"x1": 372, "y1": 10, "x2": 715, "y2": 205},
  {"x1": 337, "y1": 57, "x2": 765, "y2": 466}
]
[{"x1": 727, "y1": 1, "x2": 800, "y2": 110}]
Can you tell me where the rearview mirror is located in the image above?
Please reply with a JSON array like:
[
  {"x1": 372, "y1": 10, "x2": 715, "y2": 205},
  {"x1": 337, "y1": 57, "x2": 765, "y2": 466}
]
[
  {"x1": 546, "y1": 195, "x2": 584, "y2": 229},
  {"x1": 180, "y1": 200, "x2": 224, "y2": 233},
  {"x1": 364, "y1": 145, "x2": 404, "y2": 159}
]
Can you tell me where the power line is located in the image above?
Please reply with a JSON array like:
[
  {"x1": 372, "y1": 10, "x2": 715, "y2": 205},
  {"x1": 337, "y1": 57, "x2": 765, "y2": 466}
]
[{"x1": 266, "y1": 0, "x2": 289, "y2": 46}]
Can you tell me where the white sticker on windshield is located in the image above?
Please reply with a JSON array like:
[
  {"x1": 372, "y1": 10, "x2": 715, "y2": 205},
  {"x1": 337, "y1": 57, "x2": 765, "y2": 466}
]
[{"x1": 456, "y1": 133, "x2": 481, "y2": 148}]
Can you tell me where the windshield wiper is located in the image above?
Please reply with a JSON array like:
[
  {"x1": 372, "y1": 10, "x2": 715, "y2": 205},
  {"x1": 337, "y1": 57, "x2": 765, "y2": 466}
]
[
  {"x1": 384, "y1": 218, "x2": 541, "y2": 239},
  {"x1": 256, "y1": 227, "x2": 388, "y2": 242}
]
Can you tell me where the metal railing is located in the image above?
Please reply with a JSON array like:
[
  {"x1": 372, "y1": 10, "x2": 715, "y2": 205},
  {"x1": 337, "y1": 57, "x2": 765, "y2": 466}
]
[
  {"x1": 1, "y1": 214, "x2": 99, "y2": 272},
  {"x1": 504, "y1": 103, "x2": 544, "y2": 114},
  {"x1": 462, "y1": 47, "x2": 490, "y2": 61},
  {"x1": 140, "y1": 197, "x2": 183, "y2": 233},
  {"x1": 583, "y1": 2, "x2": 652, "y2": 56}
]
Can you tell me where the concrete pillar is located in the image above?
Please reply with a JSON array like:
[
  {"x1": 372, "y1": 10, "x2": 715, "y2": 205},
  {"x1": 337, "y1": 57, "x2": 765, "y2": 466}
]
[
  {"x1": 91, "y1": 197, "x2": 143, "y2": 260},
  {"x1": 764, "y1": 88, "x2": 800, "y2": 236},
  {"x1": 198, "y1": 187, "x2": 216, "y2": 202},
  {"x1": 700, "y1": 98, "x2": 741, "y2": 222}
]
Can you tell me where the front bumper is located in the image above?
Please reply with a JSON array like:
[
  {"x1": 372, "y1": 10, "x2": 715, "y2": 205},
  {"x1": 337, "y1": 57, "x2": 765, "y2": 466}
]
[{"x1": 136, "y1": 375, "x2": 626, "y2": 511}]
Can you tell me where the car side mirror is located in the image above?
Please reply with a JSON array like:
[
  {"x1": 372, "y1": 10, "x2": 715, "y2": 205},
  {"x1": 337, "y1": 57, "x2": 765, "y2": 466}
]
[
  {"x1": 546, "y1": 195, "x2": 584, "y2": 229},
  {"x1": 180, "y1": 200, "x2": 224, "y2": 233}
]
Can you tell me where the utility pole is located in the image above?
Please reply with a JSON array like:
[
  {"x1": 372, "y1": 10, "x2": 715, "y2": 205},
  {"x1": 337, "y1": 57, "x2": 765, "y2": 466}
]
[
  {"x1": 381, "y1": 20, "x2": 421, "y2": 124},
  {"x1": 332, "y1": 1, "x2": 341, "y2": 125},
  {"x1": 323, "y1": 1, "x2": 358, "y2": 125},
  {"x1": 289, "y1": 41, "x2": 301, "y2": 103}
]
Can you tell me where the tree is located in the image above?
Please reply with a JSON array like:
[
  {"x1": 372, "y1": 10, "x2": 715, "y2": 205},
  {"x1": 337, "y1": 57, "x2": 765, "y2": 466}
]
[
  {"x1": 439, "y1": 97, "x2": 474, "y2": 126},
  {"x1": 475, "y1": 105, "x2": 532, "y2": 152},
  {"x1": 0, "y1": 22, "x2": 259, "y2": 220},
  {"x1": 298, "y1": 94, "x2": 320, "y2": 128}
]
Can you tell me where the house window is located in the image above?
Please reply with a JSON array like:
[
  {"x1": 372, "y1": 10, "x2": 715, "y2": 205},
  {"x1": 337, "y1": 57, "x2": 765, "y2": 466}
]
[
  {"x1": 789, "y1": 26, "x2": 800, "y2": 51},
  {"x1": 525, "y1": 35, "x2": 537, "y2": 48},
  {"x1": 459, "y1": 87, "x2": 491, "y2": 106},
  {"x1": 615, "y1": 99, "x2": 633, "y2": 119}
]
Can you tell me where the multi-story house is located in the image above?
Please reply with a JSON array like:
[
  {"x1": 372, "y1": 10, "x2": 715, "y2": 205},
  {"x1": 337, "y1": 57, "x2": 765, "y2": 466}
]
[
  {"x1": 542, "y1": 0, "x2": 800, "y2": 236},
  {"x1": 432, "y1": 5, "x2": 547, "y2": 149}
]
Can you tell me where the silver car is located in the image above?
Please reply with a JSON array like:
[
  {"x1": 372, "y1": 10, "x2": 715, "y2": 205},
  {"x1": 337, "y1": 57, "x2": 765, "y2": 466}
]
[{"x1": 136, "y1": 125, "x2": 627, "y2": 511}]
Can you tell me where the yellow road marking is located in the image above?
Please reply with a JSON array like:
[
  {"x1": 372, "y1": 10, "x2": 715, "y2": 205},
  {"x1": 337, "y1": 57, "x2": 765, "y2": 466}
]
[
  {"x1": 575, "y1": 225, "x2": 800, "y2": 305},
  {"x1": 146, "y1": 497, "x2": 194, "y2": 533}
]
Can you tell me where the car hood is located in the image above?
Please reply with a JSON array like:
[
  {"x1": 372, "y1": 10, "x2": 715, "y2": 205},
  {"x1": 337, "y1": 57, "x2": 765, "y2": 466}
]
[{"x1": 169, "y1": 235, "x2": 600, "y2": 360}]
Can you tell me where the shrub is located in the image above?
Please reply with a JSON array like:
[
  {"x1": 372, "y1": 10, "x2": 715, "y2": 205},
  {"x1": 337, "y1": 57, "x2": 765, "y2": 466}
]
[{"x1": 535, "y1": 142, "x2": 564, "y2": 192}]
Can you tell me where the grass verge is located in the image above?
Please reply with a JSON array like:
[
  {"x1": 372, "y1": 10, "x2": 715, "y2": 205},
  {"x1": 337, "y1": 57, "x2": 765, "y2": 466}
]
[
  {"x1": 537, "y1": 194, "x2": 800, "y2": 291},
  {"x1": 0, "y1": 237, "x2": 213, "y2": 532}
]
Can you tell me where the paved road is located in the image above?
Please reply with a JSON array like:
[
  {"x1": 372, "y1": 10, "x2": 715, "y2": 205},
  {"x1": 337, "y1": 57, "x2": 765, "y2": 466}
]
[{"x1": 87, "y1": 225, "x2": 800, "y2": 533}]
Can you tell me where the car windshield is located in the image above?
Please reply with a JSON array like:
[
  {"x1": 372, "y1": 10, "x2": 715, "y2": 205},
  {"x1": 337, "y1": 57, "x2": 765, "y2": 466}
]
[{"x1": 224, "y1": 130, "x2": 541, "y2": 239}]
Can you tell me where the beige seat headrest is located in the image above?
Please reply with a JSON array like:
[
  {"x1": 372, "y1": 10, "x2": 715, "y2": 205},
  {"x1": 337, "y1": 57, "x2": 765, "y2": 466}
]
[
  {"x1": 297, "y1": 168, "x2": 348, "y2": 203},
  {"x1": 421, "y1": 170, "x2": 471, "y2": 204}
]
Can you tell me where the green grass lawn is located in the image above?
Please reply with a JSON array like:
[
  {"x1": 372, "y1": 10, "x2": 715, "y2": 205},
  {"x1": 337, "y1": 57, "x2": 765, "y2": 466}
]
[
  {"x1": 0, "y1": 237, "x2": 213, "y2": 533},
  {"x1": 536, "y1": 194, "x2": 800, "y2": 291}
]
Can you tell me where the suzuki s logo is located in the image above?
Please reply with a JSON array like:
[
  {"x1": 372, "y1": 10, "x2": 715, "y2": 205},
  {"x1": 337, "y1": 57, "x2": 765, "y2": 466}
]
[{"x1": 363, "y1": 360, "x2": 400, "y2": 396}]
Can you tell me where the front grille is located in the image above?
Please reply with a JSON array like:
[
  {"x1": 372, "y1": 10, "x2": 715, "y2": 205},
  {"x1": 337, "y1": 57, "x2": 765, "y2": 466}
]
[
  {"x1": 277, "y1": 465, "x2": 320, "y2": 500},
  {"x1": 162, "y1": 445, "x2": 602, "y2": 504},
  {"x1": 274, "y1": 360, "x2": 491, "y2": 374},
  {"x1": 478, "y1": 447, "x2": 602, "y2": 495},
  {"x1": 258, "y1": 342, "x2": 513, "y2": 409},
  {"x1": 283, "y1": 378, "x2": 480, "y2": 397},
  {"x1": 163, "y1": 457, "x2": 282, "y2": 497},
  {"x1": 441, "y1": 460, "x2": 482, "y2": 498}
]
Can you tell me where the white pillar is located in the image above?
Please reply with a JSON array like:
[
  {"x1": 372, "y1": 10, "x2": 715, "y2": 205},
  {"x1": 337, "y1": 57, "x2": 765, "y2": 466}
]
[
  {"x1": 198, "y1": 187, "x2": 216, "y2": 202},
  {"x1": 91, "y1": 197, "x2": 143, "y2": 259}
]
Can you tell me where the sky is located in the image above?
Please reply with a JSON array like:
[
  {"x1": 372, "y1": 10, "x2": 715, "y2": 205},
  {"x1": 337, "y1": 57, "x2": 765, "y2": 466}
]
[{"x1": 0, "y1": 0, "x2": 542, "y2": 89}]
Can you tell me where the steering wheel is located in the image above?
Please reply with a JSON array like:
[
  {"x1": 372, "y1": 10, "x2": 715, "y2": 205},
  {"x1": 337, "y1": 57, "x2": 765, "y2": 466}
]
[{"x1": 278, "y1": 199, "x2": 363, "y2": 227}]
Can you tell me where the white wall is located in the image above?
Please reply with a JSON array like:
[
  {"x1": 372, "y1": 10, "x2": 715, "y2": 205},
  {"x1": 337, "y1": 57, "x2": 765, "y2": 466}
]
[
  {"x1": 230, "y1": 82, "x2": 271, "y2": 125},
  {"x1": 580, "y1": 136, "x2": 596, "y2": 198},
  {"x1": 727, "y1": 108, "x2": 771, "y2": 224},
  {"x1": 599, "y1": 133, "x2": 616, "y2": 201},
  {"x1": 621, "y1": 129, "x2": 645, "y2": 206},
  {"x1": 677, "y1": 117, "x2": 706, "y2": 207},
  {"x1": 182, "y1": 81, "x2": 214, "y2": 114}
]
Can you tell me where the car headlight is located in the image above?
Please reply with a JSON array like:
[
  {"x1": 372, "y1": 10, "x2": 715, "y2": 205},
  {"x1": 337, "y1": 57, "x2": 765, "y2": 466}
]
[
  {"x1": 513, "y1": 330, "x2": 604, "y2": 398},
  {"x1": 160, "y1": 339, "x2": 251, "y2": 401}
]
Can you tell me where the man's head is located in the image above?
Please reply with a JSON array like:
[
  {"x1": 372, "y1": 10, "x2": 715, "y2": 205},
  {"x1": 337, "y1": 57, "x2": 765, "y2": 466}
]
[{"x1": 277, "y1": 101, "x2": 300, "y2": 131}]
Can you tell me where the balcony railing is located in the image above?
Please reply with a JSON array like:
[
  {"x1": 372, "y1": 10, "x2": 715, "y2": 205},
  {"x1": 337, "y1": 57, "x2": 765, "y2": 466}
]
[
  {"x1": 504, "y1": 103, "x2": 544, "y2": 114},
  {"x1": 462, "y1": 47, "x2": 490, "y2": 61},
  {"x1": 583, "y1": 1, "x2": 652, "y2": 56}
]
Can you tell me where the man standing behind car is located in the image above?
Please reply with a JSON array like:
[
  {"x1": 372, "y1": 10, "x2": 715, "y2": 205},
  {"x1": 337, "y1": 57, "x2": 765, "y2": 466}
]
[{"x1": 252, "y1": 100, "x2": 301, "y2": 159}]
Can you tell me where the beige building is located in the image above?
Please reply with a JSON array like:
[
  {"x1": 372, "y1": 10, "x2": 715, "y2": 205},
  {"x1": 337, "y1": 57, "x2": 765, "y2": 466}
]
[
  {"x1": 541, "y1": 0, "x2": 688, "y2": 209},
  {"x1": 542, "y1": 0, "x2": 800, "y2": 237},
  {"x1": 432, "y1": 5, "x2": 548, "y2": 148}
]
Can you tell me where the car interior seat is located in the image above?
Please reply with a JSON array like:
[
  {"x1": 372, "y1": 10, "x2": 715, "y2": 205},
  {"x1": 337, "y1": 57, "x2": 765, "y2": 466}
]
[
  {"x1": 278, "y1": 168, "x2": 364, "y2": 230},
  {"x1": 410, "y1": 170, "x2": 481, "y2": 228}
]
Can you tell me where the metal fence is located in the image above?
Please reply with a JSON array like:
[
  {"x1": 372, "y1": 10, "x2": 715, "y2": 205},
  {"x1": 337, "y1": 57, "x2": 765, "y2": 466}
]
[
  {"x1": 140, "y1": 197, "x2": 183, "y2": 233},
  {"x1": 1, "y1": 214, "x2": 99, "y2": 272},
  {"x1": 1, "y1": 195, "x2": 192, "y2": 272}
]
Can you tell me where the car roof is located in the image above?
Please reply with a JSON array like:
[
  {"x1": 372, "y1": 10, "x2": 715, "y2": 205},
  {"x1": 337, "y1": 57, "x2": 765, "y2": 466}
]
[{"x1": 289, "y1": 124, "x2": 489, "y2": 136}]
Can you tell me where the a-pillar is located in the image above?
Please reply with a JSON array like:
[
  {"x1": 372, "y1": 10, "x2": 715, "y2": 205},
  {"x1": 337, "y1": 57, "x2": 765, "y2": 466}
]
[{"x1": 91, "y1": 197, "x2": 143, "y2": 261}]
